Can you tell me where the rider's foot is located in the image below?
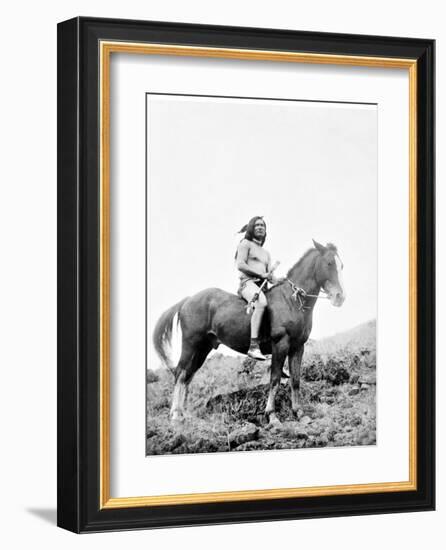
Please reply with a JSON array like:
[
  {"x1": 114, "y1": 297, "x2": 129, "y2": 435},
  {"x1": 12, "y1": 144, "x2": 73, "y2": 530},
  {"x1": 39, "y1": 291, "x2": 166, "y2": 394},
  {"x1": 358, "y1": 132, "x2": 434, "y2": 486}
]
[{"x1": 247, "y1": 338, "x2": 266, "y2": 361}]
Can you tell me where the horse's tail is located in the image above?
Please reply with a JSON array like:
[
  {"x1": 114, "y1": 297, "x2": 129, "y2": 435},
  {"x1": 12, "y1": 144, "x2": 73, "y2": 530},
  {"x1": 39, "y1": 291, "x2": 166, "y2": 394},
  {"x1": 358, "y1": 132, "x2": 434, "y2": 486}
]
[{"x1": 152, "y1": 297, "x2": 188, "y2": 373}]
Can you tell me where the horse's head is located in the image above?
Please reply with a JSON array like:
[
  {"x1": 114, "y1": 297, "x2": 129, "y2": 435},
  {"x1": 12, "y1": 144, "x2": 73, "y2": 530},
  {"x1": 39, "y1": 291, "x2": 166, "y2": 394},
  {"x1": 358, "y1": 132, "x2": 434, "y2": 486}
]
[{"x1": 313, "y1": 239, "x2": 346, "y2": 307}]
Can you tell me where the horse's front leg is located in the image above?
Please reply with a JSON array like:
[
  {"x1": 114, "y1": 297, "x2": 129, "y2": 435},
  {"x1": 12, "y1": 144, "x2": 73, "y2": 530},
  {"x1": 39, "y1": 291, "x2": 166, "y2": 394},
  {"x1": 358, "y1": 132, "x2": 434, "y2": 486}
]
[
  {"x1": 265, "y1": 335, "x2": 289, "y2": 425},
  {"x1": 288, "y1": 346, "x2": 304, "y2": 416}
]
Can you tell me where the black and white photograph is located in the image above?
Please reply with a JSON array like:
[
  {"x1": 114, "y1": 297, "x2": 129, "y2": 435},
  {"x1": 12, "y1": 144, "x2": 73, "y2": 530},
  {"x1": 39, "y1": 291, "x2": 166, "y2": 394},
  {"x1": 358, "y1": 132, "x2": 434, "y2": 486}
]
[
  {"x1": 0, "y1": 0, "x2": 439, "y2": 541},
  {"x1": 50, "y1": 3, "x2": 437, "y2": 533},
  {"x1": 146, "y1": 94, "x2": 377, "y2": 455}
]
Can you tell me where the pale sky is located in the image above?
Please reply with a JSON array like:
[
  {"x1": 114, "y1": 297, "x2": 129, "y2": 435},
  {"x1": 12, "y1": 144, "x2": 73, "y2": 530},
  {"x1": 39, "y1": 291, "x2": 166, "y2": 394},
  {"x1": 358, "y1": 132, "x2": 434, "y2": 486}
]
[{"x1": 147, "y1": 94, "x2": 377, "y2": 365}]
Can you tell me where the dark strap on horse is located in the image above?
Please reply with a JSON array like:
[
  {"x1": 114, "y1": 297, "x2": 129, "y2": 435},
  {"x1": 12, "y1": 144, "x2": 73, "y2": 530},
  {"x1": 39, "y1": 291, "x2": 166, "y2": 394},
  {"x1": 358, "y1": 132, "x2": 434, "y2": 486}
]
[
  {"x1": 286, "y1": 279, "x2": 308, "y2": 311},
  {"x1": 286, "y1": 278, "x2": 328, "y2": 311}
]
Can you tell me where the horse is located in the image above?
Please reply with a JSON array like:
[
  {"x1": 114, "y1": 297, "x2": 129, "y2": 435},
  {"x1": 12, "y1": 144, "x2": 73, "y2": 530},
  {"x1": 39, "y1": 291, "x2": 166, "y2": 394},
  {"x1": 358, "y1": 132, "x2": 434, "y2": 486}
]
[{"x1": 153, "y1": 239, "x2": 346, "y2": 425}]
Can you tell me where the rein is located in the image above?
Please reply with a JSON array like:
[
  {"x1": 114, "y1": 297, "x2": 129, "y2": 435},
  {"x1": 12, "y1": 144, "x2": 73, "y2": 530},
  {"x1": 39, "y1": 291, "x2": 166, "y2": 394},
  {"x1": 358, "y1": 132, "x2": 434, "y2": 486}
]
[{"x1": 285, "y1": 278, "x2": 329, "y2": 312}]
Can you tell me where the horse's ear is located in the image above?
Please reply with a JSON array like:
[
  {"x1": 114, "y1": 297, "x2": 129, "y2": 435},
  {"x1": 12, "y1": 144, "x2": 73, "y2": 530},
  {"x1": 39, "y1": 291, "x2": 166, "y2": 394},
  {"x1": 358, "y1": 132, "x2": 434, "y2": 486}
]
[{"x1": 312, "y1": 239, "x2": 326, "y2": 253}]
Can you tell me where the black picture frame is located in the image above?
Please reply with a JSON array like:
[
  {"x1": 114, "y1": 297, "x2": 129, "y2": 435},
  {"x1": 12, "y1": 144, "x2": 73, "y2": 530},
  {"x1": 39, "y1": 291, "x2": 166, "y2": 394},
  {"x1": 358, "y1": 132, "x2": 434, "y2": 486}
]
[{"x1": 57, "y1": 16, "x2": 435, "y2": 533}]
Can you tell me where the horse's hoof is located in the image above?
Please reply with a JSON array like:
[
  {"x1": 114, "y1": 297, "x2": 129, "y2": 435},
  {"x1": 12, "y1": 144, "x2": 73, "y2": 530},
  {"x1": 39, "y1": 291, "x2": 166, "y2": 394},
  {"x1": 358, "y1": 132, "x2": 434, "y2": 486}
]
[
  {"x1": 268, "y1": 413, "x2": 281, "y2": 426},
  {"x1": 292, "y1": 408, "x2": 304, "y2": 421},
  {"x1": 170, "y1": 411, "x2": 184, "y2": 424}
]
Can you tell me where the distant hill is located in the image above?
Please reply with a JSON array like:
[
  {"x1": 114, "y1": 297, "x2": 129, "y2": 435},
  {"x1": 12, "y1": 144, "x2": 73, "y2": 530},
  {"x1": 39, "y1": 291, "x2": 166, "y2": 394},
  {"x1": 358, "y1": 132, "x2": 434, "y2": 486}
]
[{"x1": 308, "y1": 319, "x2": 376, "y2": 355}]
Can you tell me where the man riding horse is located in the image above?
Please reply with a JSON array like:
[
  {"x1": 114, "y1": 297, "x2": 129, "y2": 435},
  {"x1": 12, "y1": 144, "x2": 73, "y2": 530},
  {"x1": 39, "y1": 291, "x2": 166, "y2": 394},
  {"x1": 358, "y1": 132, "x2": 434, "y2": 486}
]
[
  {"x1": 153, "y1": 224, "x2": 346, "y2": 424},
  {"x1": 235, "y1": 216, "x2": 282, "y2": 361}
]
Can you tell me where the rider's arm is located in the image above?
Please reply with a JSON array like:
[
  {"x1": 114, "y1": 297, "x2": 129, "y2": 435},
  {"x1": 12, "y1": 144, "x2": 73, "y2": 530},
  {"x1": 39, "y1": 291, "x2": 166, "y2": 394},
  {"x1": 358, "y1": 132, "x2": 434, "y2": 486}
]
[
  {"x1": 266, "y1": 252, "x2": 280, "y2": 283},
  {"x1": 265, "y1": 253, "x2": 275, "y2": 282},
  {"x1": 236, "y1": 241, "x2": 268, "y2": 279}
]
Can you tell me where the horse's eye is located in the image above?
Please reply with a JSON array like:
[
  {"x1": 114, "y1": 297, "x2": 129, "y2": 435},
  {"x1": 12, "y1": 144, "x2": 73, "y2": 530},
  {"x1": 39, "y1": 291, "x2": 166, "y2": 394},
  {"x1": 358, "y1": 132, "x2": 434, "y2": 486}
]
[{"x1": 327, "y1": 261, "x2": 333, "y2": 267}]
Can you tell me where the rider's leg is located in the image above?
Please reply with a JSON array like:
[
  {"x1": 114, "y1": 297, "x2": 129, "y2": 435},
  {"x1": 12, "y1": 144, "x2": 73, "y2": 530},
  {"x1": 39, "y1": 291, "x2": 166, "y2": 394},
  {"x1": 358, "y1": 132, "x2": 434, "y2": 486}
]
[
  {"x1": 240, "y1": 280, "x2": 267, "y2": 360},
  {"x1": 250, "y1": 292, "x2": 267, "y2": 338}
]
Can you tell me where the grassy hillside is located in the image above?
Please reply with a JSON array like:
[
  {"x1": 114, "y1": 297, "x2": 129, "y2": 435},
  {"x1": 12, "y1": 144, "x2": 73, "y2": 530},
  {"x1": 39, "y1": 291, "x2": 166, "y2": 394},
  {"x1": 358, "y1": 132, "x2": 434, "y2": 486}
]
[{"x1": 146, "y1": 320, "x2": 376, "y2": 455}]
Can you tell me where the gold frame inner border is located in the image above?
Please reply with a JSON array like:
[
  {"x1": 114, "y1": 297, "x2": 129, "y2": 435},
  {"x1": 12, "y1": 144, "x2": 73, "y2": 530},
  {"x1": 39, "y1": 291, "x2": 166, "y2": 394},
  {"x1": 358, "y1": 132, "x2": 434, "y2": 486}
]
[{"x1": 99, "y1": 41, "x2": 418, "y2": 509}]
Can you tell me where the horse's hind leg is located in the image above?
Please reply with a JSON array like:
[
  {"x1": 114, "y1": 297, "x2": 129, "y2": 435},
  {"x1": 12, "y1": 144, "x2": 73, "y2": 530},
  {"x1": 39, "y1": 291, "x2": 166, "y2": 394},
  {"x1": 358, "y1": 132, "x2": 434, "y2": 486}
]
[
  {"x1": 170, "y1": 340, "x2": 212, "y2": 421},
  {"x1": 183, "y1": 341, "x2": 212, "y2": 411},
  {"x1": 170, "y1": 342, "x2": 194, "y2": 421}
]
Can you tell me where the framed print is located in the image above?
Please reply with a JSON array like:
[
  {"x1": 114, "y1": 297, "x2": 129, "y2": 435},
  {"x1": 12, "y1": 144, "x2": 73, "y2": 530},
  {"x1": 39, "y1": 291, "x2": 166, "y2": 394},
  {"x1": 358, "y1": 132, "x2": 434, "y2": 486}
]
[{"x1": 57, "y1": 17, "x2": 435, "y2": 532}]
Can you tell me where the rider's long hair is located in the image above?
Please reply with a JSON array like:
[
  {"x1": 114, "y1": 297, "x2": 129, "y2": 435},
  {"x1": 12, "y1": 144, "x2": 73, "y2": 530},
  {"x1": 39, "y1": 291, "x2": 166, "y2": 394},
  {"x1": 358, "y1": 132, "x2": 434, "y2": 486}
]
[{"x1": 234, "y1": 216, "x2": 266, "y2": 259}]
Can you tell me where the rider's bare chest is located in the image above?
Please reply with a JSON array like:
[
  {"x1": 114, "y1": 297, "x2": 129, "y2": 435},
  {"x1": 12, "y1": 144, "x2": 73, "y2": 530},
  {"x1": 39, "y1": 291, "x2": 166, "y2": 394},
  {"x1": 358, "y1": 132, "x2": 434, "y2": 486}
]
[{"x1": 247, "y1": 242, "x2": 269, "y2": 264}]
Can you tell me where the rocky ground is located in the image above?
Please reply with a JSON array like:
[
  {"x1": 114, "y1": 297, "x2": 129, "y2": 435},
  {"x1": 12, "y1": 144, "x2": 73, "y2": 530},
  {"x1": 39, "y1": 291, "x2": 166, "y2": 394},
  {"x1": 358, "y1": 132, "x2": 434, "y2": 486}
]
[{"x1": 146, "y1": 321, "x2": 376, "y2": 455}]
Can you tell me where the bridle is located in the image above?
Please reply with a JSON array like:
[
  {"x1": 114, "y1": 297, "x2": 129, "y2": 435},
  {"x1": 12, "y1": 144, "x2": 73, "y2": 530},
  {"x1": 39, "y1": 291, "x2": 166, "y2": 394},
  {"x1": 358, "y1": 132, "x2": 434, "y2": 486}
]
[{"x1": 286, "y1": 278, "x2": 330, "y2": 312}]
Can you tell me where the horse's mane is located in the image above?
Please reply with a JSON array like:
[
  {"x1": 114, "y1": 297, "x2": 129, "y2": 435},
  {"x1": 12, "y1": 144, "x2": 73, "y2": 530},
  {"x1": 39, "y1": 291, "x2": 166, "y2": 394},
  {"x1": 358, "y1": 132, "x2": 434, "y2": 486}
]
[
  {"x1": 286, "y1": 248, "x2": 317, "y2": 278},
  {"x1": 285, "y1": 243, "x2": 338, "y2": 278}
]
